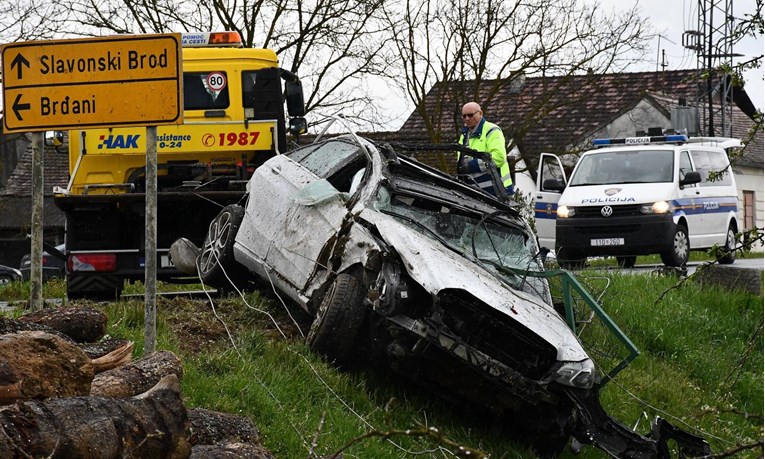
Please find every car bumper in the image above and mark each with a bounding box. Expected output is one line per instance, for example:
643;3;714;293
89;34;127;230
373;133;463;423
556;213;674;256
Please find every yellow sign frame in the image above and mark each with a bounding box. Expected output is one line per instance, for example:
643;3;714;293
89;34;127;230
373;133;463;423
1;34;182;132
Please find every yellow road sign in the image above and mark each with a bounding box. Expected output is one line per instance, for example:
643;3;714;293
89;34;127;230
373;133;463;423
1;34;182;132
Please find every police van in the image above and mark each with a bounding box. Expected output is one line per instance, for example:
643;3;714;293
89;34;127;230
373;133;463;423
529;134;741;269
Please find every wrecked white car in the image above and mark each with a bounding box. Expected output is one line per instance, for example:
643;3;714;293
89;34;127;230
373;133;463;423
175;133;710;457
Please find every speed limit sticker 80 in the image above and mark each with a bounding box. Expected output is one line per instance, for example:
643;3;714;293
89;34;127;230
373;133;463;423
206;72;227;91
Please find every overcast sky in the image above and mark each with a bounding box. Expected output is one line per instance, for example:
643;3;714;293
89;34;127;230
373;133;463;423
633;0;763;110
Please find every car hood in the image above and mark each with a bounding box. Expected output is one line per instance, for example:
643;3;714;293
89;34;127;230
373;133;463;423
560;183;676;206
359;208;589;363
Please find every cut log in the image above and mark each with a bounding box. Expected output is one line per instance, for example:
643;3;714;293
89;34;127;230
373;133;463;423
190;442;275;459
0;331;93;404
79;337;132;359
90;350;184;398
0;374;191;459
18;306;107;343
0;316;74;343
189;408;262;445
90;340;134;373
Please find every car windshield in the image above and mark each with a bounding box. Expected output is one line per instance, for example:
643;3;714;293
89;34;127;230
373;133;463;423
374;187;549;300
569;149;674;186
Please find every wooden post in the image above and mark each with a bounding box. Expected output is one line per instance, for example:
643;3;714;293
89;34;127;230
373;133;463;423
144;126;157;354
30;132;44;311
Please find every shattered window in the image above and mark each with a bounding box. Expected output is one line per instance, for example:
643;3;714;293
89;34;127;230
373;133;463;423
374;188;549;300
287;140;362;179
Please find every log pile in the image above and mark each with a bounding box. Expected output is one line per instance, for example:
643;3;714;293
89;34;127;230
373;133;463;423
0;308;274;459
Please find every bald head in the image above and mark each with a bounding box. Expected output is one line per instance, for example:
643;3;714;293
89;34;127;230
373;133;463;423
461;102;483;129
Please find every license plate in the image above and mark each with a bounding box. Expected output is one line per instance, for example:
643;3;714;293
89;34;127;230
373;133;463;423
160;255;174;268
591;238;624;247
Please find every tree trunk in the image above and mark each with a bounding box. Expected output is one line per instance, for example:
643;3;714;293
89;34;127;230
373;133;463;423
0;316;74;343
0;331;93;404
0;374;191;459
89;340;134;373
90;350;184;398
18;307;107;343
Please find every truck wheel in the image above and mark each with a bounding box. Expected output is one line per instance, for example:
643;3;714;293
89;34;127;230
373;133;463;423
198;204;249;290
660;223;689;267
616;256;636;268
557;247;586;270
716;224;736;265
307;273;367;368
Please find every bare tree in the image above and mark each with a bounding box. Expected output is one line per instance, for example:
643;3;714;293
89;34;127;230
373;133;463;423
54;0;391;125
0;1;71;42
382;0;652;147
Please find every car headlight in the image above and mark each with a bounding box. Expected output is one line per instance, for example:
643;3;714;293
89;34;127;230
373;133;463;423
557;205;575;218
640;201;672;214
553;359;595;388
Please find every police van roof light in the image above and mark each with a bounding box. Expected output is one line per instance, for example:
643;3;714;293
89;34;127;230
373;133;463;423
181;32;243;48
592;134;689;147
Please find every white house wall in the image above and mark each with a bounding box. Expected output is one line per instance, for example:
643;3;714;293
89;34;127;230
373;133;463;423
734;166;764;251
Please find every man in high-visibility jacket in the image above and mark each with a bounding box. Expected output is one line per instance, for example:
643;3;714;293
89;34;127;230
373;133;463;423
456;102;514;196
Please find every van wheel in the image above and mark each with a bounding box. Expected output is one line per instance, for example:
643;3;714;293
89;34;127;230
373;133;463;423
616;256;636;269
660;223;689;267
307;273;367;368
557;247;586;270
717;224;736;265
198;204;249;290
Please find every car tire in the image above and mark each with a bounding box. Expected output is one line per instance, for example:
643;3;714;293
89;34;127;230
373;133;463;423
716;224;736;265
198;204;249;290
660;223;689;267
307;273;367;367
557;247;586;270
0;275;13;285
616;256;636;269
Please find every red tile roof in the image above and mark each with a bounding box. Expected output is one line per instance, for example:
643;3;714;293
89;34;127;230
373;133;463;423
399;69;763;167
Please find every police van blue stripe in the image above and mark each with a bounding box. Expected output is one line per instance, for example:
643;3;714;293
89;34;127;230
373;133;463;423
534;201;559;220
672;196;738;216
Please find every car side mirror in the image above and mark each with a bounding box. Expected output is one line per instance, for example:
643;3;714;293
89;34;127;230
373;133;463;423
289;117;308;136
44;131;64;147
680;171;702;186
543;178;566;192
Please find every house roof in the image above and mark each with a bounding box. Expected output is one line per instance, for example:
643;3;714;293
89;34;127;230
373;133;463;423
399;69;763;167
3;133;70;196
0;195;66;229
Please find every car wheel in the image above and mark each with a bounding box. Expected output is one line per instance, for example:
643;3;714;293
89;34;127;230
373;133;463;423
660;223;689;267
716;224;736;265
0;275;13;285
307;273;367;367
198;204;249;290
616;256;636;269
556;247;586;270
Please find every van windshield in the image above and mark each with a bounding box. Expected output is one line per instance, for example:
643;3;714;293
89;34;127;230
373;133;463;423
569;149;674;186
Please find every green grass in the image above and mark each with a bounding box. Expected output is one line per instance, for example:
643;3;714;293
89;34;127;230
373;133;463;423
0;273;762;458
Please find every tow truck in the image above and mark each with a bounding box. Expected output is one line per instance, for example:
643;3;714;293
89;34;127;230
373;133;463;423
53;31;306;299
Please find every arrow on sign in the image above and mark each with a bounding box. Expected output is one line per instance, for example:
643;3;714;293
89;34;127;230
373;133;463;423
12;94;31;121
11;53;30;80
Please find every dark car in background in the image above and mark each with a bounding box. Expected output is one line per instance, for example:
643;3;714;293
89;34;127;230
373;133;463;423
20;243;66;281
0;265;23;285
